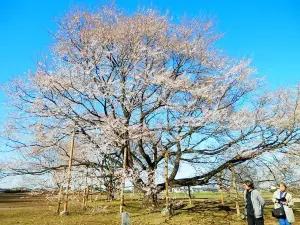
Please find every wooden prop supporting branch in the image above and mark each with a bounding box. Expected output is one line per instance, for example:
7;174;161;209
82;167;88;209
62;126;76;214
230;164;240;215
161;151;174;217
120;146;128;214
90;179;93;202
57;167;66;214
218;171;224;206
187;185;192;205
86;186;90;204
165;152;169;207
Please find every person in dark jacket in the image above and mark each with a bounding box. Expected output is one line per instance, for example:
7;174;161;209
243;180;266;225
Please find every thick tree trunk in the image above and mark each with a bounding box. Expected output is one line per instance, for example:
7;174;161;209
105;168;116;201
106;182;115;201
143;192;158;206
57;185;63;214
149;169;158;206
141;169;159;206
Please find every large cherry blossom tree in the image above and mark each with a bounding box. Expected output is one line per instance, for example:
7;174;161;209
2;6;300;202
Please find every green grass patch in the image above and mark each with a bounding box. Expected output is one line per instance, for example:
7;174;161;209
1;192;300;225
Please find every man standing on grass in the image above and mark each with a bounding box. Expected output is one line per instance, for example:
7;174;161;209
243;180;266;225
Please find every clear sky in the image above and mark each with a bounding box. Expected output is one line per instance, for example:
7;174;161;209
0;0;299;186
1;0;300;108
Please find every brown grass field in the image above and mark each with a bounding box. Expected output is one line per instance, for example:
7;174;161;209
1;192;300;225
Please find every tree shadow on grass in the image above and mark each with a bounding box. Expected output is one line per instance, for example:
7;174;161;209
173;200;235;223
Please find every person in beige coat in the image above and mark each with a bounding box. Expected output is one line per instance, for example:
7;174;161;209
272;183;295;225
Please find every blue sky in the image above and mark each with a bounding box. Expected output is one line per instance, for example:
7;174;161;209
1;0;299;87
0;0;299;186
0;0;299;106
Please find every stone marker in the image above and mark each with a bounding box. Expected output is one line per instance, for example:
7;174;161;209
161;207;174;217
121;212;130;225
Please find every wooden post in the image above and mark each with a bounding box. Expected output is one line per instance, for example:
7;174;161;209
218;171;224;206
187;185;192;205
82;188;86;208
63;125;76;213
86;186;90;203
120;146;128;214
90;178;93;202
57;167;66;214
165;152;169;207
230;164;240;215
83;168;88;209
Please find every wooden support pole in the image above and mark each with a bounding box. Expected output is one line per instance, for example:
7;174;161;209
85;169;89;207
230;164;240;215
82;188;87;209
120;146;128;214
63;126;76;213
165;152;169;207
87;186;90;203
57;167;66;214
188;185;192;205
218;171;224;206
90;179;93;202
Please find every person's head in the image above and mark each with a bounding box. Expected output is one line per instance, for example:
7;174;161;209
279;183;287;192
243;180;254;190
